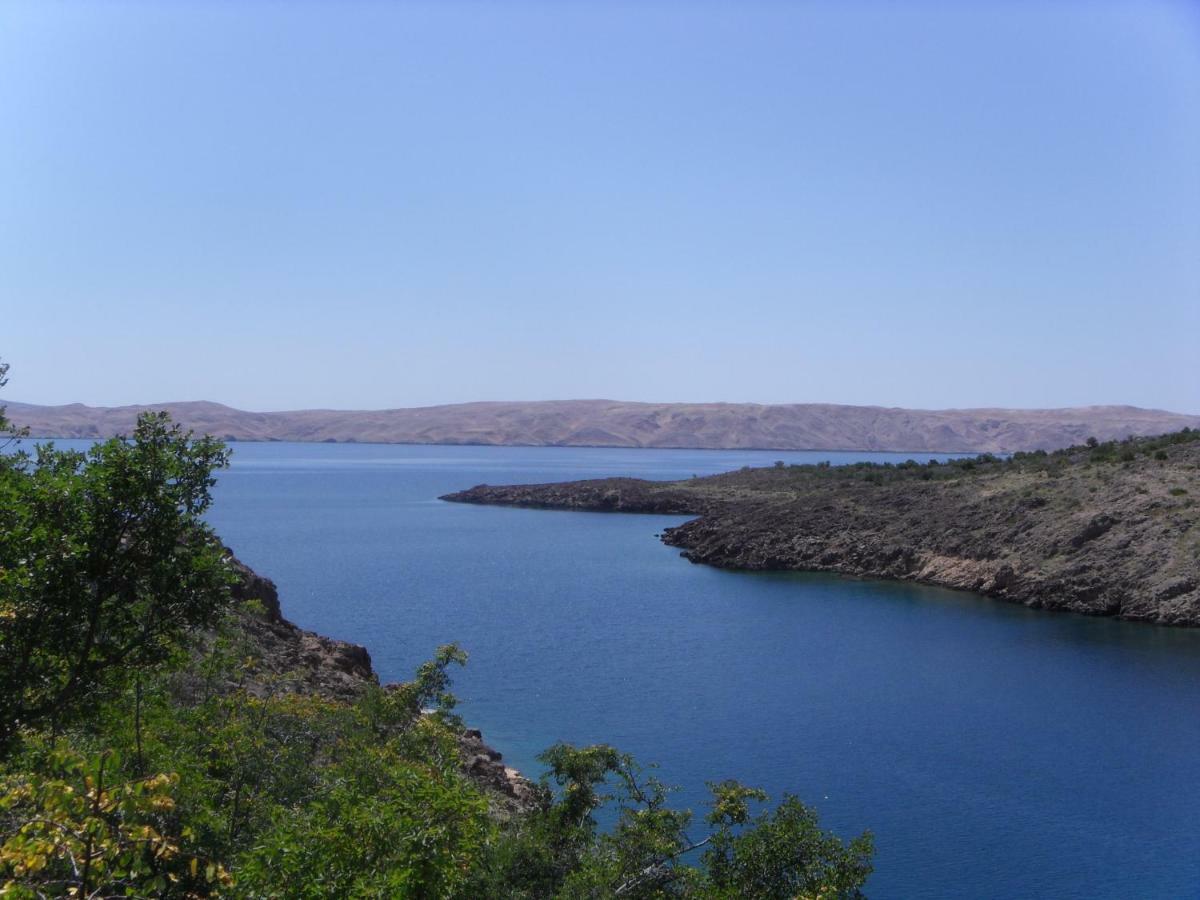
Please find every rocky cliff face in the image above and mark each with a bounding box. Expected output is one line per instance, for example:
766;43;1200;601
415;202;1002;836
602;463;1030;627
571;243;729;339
221;553;539;814
443;433;1200;627
224;552;376;702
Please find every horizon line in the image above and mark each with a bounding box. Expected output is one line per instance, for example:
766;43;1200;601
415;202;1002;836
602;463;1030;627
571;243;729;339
6;397;1199;417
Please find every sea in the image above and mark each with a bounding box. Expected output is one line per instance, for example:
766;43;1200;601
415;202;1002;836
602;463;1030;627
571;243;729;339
54;439;1200;897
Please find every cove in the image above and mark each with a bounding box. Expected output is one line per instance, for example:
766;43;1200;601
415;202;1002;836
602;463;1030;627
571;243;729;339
157;440;1200;897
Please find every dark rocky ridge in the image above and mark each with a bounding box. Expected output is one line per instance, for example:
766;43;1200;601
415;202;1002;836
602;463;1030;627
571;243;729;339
9;398;1200;453
219;553;376;703
443;433;1200;627
220;554;540;815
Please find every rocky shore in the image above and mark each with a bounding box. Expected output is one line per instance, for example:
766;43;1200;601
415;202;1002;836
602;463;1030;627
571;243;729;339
220;554;540;815
443;431;1200;627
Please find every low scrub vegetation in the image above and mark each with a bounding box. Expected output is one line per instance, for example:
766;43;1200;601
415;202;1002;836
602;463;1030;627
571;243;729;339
706;428;1199;491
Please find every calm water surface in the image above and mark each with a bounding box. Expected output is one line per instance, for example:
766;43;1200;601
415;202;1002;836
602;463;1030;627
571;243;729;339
77;440;1200;898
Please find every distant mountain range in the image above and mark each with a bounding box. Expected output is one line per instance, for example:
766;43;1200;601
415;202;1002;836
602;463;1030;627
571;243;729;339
7;399;1200;453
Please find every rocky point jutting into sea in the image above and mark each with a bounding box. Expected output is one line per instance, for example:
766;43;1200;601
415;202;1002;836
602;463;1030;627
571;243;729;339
442;431;1200;627
221;553;540;817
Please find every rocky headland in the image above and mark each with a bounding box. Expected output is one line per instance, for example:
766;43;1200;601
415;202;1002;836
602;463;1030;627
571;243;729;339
217;553;540;816
443;431;1200;627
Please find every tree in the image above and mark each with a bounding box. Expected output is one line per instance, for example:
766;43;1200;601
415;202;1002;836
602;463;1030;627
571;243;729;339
0;747;230;898
0;358;10;434
0;359;29;455
703;782;874;898
0;411;234;749
466;742;872;898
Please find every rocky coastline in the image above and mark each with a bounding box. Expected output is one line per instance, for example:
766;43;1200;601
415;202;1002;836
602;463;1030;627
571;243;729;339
442;432;1200;627
222;553;540;815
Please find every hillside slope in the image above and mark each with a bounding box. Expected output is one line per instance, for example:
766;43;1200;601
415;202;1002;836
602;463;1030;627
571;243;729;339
443;431;1200;626
9;398;1200;453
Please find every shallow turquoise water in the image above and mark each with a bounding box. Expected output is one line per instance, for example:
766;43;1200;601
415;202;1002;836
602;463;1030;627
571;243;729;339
62;440;1200;897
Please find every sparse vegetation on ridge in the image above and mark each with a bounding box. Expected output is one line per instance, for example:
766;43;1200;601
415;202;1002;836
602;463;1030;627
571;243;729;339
445;430;1200;626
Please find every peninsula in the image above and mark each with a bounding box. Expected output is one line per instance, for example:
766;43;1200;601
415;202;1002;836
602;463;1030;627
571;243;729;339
9;398;1200;453
443;430;1200;627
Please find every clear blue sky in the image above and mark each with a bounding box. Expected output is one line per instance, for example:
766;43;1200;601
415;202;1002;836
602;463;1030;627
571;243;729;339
2;0;1197;412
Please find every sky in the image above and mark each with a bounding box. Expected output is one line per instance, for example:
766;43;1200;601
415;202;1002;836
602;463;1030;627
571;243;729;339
1;0;1197;413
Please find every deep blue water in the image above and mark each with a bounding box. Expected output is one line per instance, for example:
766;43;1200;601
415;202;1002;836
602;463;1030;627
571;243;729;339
57;440;1200;897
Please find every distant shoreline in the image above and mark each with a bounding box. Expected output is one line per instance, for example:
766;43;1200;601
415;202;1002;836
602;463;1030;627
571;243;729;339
18;433;987;457
9;397;1199;455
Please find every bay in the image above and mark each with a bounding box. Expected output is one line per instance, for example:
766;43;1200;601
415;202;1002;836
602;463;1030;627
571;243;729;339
53;439;1200;897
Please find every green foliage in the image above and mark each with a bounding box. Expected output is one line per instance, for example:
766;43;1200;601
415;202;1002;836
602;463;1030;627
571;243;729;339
465;744;871;898
234;746;490;898
0;411;233;746
0;360;28;465
386;642;470;729
0;746;229;898
0;645;493;898
703;790;873;898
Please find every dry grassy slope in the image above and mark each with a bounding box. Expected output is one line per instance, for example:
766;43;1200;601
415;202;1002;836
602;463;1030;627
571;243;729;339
9;398;1200;453
442;434;1200;626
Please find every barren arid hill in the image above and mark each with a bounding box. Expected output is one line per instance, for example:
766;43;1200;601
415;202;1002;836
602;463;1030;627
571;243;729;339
8;399;1199;453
